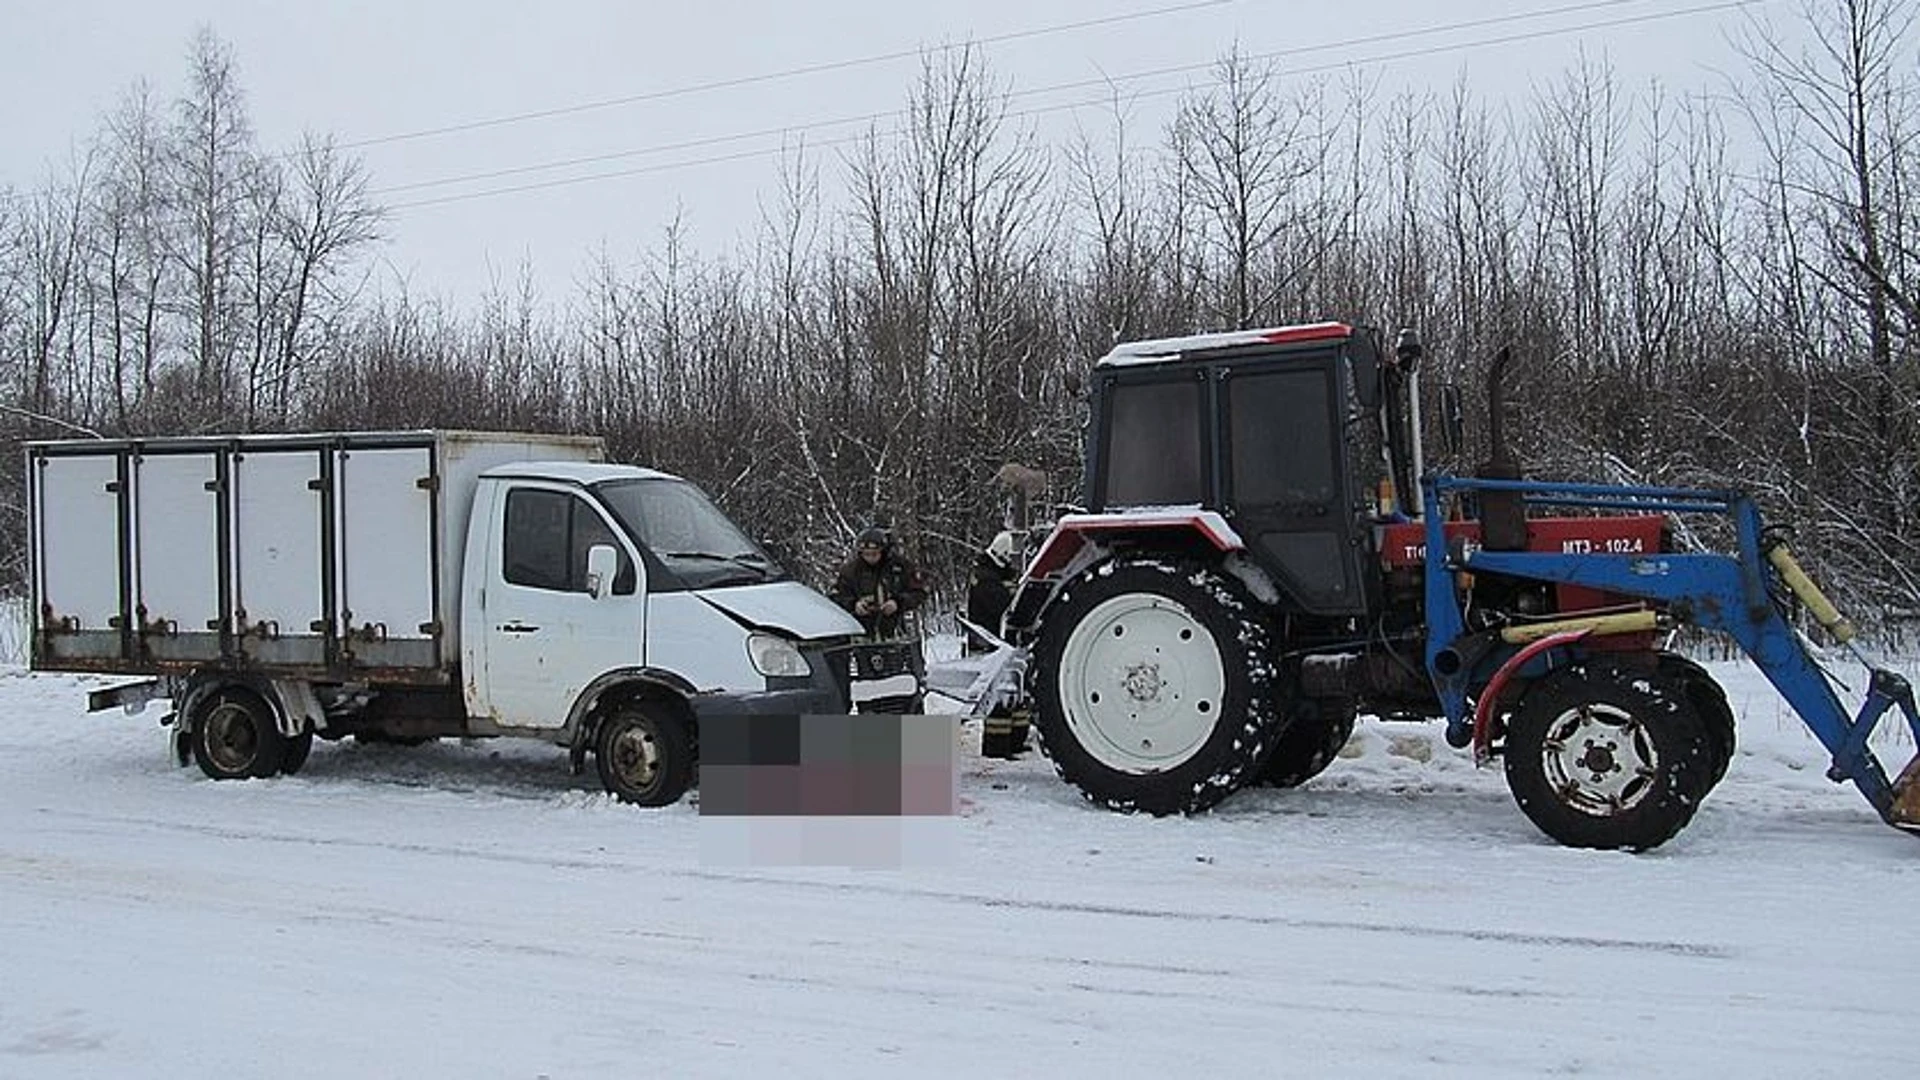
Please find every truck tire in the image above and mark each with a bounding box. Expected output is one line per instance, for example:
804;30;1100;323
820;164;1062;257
189;687;287;781
1655;653;1736;789
1032;558;1280;815
595;704;694;807
1503;664;1714;851
1258;696;1356;788
279;728;315;776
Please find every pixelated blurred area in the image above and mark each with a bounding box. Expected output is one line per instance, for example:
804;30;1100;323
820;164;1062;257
697;713;959;868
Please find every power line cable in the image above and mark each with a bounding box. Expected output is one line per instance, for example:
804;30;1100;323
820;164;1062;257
0;0;1226;206
375;0;1676;197
370;0;1694;191
384;0;1765;210
340;0;1236;151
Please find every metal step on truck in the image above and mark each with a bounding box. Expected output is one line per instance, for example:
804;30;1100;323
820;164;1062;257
28;430;917;805
979;322;1920;851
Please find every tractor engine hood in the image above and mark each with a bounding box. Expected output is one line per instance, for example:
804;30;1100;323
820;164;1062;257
694;581;864;641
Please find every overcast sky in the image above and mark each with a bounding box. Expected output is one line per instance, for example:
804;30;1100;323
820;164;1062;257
3;0;1794;308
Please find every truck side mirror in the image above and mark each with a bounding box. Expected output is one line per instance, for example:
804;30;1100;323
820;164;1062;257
584;544;618;600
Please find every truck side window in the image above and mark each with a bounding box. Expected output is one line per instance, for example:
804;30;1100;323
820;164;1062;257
504;489;569;590
503;489;635;595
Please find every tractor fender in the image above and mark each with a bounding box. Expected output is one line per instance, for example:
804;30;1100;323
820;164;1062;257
1006;510;1246;635
1471;628;1592;764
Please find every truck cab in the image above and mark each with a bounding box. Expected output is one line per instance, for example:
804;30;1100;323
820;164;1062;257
463;461;872;735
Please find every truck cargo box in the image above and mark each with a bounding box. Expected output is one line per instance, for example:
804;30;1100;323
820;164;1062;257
28;430;603;682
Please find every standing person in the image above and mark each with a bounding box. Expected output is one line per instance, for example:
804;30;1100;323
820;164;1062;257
964;531;1019;652
966;529;1031;759
830;525;927;639
830;524;929;714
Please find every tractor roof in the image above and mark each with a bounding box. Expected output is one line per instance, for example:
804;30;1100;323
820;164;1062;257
1094;321;1353;368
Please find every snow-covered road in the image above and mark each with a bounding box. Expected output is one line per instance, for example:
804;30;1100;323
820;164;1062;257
2;661;1915;1078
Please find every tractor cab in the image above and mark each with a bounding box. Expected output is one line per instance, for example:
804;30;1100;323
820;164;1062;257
1064;322;1412;621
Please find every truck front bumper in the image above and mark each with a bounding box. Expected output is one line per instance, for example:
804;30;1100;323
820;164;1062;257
686;685;845;721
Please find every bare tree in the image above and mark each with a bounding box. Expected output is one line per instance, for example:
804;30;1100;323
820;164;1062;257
1736;0;1920;607
91;83;173;427
1169;48;1317;329
167;27;257;416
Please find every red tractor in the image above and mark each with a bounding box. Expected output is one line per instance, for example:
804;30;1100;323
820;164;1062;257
999;321;1920;850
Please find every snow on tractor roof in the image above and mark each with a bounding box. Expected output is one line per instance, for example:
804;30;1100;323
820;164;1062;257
1094;321;1352;367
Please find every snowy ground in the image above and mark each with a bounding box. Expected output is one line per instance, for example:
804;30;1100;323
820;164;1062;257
2;652;1917;1078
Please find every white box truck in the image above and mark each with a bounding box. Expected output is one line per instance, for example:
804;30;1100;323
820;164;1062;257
27;430;915;805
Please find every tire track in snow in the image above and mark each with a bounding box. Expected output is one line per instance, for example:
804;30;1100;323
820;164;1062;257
25;804;1735;959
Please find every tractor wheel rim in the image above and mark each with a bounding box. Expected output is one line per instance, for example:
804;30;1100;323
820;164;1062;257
611;724;661;792
1057;592;1226;774
204;702;258;773
1540;701;1659;816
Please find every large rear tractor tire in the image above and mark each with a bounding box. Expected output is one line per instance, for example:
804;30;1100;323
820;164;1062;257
1655;653;1736;789
595;704;694;807
1031;558;1281;815
1258;696;1357;788
189;687;287;781
1503;664;1715;851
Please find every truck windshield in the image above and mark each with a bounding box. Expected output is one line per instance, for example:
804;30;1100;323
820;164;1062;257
593;478;784;588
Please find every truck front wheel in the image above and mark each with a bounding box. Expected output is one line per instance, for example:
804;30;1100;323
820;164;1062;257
1032;558;1280;815
189;687;286;780
595;705;694;807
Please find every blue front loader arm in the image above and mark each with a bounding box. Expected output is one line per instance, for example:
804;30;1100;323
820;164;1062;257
1421;476;1920;827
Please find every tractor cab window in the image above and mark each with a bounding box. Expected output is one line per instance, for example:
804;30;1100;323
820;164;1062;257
1099;378;1205;508
1228;368;1335;509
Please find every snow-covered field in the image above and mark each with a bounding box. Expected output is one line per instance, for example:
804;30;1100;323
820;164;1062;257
2;654;1916;1078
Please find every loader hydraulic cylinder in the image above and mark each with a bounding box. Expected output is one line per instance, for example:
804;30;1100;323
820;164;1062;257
1763;541;1856;645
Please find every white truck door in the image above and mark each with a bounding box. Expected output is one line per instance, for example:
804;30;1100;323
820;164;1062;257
34;453;124;663
479;484;645;728
336;445;438;669
131;450;221;662
231;449;326;667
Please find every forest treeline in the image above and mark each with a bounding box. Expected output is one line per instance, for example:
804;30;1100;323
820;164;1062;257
1;4;1916;629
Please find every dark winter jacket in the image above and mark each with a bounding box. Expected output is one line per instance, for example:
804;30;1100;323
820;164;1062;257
965;552;1014;641
830;548;928;639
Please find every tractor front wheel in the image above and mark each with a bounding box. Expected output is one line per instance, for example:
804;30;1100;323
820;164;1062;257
1504;664;1714;851
1655;653;1736;789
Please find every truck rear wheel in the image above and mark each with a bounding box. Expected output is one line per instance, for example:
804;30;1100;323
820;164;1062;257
595;704;693;807
1032;558;1280;815
189;687;286;780
279;728;315;776
1504;664;1714;851
1258;696;1356;788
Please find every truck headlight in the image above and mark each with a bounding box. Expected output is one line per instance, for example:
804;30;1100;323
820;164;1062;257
746;633;811;678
